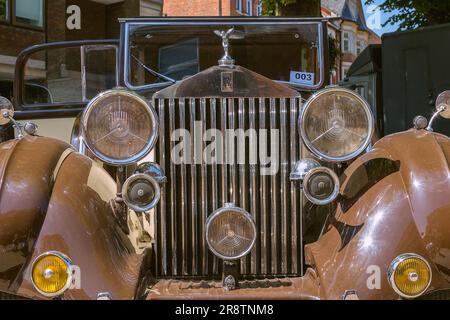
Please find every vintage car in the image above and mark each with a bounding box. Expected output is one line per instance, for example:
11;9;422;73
0;17;449;300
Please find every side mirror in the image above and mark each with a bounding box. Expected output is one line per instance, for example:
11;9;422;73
425;91;450;131
436;90;450;119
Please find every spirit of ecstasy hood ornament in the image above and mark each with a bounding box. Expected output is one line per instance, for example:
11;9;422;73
214;27;245;68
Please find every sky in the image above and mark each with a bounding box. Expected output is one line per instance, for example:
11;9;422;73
361;0;401;36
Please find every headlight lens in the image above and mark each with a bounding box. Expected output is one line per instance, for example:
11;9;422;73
122;173;161;212
31;252;73;297
300;88;374;162
206;205;256;260
388;253;432;299
81;89;158;165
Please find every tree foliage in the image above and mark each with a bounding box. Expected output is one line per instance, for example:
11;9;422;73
365;0;450;30
261;0;320;17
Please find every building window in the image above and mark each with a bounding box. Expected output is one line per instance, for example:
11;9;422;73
236;0;242;12
247;0;252;15
257;1;262;16
14;0;44;28
342;31;354;53
343;67;349;78
0;0;9;21
356;40;366;55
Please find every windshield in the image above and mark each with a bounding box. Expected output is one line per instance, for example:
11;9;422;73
124;20;325;91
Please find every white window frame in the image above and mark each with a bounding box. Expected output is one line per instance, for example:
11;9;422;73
236;0;242;13
342;30;355;54
256;1;262;16
247;0;252;15
343;31;350;53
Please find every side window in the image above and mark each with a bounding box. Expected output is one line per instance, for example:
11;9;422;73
247;0;252;15
21;44;118;106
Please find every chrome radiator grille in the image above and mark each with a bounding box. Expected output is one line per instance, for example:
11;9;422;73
154;97;304;278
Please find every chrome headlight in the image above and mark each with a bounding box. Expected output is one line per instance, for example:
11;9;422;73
81;89;158;165
388;253;432;299
300;87;374;162
206;204;256;260
122;173;161;212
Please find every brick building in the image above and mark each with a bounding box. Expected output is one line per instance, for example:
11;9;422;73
322;0;381;83
0;0;162;85
164;0;263;16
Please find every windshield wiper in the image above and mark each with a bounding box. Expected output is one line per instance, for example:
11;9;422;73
131;54;176;84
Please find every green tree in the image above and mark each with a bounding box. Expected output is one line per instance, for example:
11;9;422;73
0;0;6;19
261;0;321;17
365;0;450;30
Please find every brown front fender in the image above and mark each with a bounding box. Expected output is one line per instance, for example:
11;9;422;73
305;130;450;299
16;151;146;300
0;136;71;293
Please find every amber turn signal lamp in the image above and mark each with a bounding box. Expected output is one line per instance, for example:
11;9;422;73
31;252;73;297
388;253;432;299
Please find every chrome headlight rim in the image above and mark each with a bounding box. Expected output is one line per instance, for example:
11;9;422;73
31;251;74;298
300;87;374;163
303;167;340;205
122;173;161;213
387;253;432;299
205;205;257;261
81;88;159;166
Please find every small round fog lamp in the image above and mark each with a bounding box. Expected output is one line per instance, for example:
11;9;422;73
122;173;161;212
388;253;432;299
31;252;73;297
303;167;340;205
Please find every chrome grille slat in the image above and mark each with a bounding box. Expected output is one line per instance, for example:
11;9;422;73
248;98;258;275
169;98;177;275
290;98;299;274
189;98;199;275
259;98;269;275
280;98;289;274
237;98;248;274
269;98;279;274
178;99;188;275
200;98;209;274
154;96;303;278
210;98;220;274
157;98;167;276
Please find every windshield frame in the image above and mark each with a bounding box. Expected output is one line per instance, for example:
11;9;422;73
121;17;327;93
